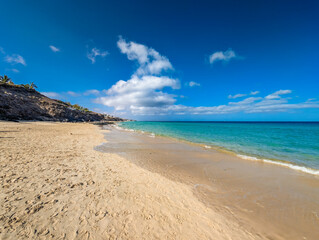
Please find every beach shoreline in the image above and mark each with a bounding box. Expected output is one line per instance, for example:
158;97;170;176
0;121;258;239
117;122;319;177
99;124;319;239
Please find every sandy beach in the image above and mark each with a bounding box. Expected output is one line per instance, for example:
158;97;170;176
0;121;258;239
2;1;318;239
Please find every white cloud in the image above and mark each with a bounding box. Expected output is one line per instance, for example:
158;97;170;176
250;91;260;95
0;47;5;54
209;49;237;64
102;88;318;116
228;91;260;99
117;37;173;76
49;45;60;52
97;75;179;111
95;37;179;112
96;90;177;111
87;47;109;64
128;94;319;116
5;68;19;73
265;90;292;99
228;93;247;99
41;92;61;98
229;97;263;105
106;75;179;95
117;37;149;64
188;81;200;87
4;54;26;66
93;39;319;116
84;89;101;96
67;91;80;97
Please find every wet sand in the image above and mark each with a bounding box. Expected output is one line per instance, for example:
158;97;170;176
98;125;319;240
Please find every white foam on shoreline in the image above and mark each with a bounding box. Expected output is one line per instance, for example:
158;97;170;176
149;133;155;138
113;125;123;130
237;154;319;176
115;124;319;177
115;124;135;132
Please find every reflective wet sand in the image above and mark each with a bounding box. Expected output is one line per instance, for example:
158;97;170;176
97;125;319;240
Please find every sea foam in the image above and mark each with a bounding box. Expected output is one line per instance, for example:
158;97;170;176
237;154;319;176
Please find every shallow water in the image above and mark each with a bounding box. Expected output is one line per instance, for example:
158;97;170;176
120;121;319;174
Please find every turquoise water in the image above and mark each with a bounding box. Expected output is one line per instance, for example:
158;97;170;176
119;121;319;174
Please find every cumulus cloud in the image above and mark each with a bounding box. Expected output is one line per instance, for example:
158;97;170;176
96;75;179;110
188;81;200;87
209;49;237;64
95;37;179;111
117;37;173;76
96;90;177;111
4;54;26;66
265;90;292;99
87;47;109;64
106;75;179;95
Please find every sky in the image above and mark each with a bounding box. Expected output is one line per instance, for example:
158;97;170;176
0;0;319;121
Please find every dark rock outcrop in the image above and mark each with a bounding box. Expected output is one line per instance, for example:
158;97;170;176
0;84;123;122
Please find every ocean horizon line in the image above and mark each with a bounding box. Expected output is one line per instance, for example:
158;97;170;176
135;120;319;123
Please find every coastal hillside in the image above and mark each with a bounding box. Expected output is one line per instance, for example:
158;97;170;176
0;78;123;122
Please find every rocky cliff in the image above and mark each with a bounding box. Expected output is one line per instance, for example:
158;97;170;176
0;84;123;122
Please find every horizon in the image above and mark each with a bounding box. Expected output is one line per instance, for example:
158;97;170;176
1;0;319;121
129;120;319;123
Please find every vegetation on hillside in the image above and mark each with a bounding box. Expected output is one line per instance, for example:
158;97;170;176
0;75;37;90
55;100;91;113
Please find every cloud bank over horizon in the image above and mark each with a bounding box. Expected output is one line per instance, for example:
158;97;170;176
5;38;317;118
91;38;319;116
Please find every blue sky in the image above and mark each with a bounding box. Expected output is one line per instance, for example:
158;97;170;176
1;0;319;120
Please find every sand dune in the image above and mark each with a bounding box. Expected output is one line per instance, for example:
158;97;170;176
0;121;257;239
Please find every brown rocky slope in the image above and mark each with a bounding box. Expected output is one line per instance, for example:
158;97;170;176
0;83;123;122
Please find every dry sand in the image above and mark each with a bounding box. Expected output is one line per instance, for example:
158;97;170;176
0;121;257;240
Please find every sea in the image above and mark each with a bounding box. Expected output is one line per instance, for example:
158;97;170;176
119;121;319;175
